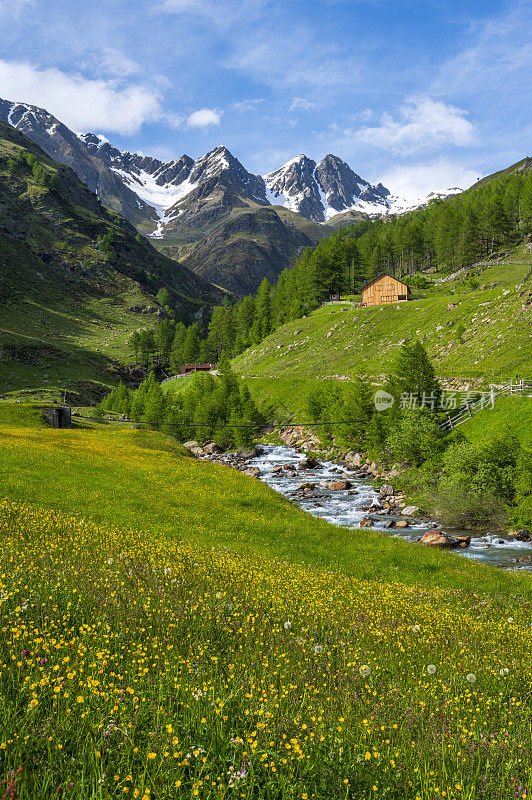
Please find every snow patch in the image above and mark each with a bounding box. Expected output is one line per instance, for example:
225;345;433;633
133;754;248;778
110;166;198;222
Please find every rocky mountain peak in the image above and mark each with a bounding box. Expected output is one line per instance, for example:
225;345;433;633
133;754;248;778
264;152;391;222
264;154;325;221
1;95;396;229
0;99;158;227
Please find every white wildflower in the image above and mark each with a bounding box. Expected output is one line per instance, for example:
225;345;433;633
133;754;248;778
412;625;421;633
427;664;437;675
359;664;371;677
215;592;222;600
499;667;509;676
466;673;476;683
314;645;323;655
284;621;292;630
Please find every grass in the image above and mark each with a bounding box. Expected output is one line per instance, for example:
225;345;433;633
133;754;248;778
0;266;157;402
0;419;530;595
0;123;221;403
0;402;47;428
460;395;532;447
1;418;532;798
232;254;532;389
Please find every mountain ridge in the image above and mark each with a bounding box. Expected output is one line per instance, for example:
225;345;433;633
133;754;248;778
0;121;224;399
0;96;476;295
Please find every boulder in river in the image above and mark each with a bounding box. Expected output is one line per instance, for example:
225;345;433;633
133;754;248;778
345;451;363;467
394;520;409;528
420;530;459;548
508;528;532;542
455;535;472;548
327;480;352;491
300;457;320;470
238;446;260;459
379;484;394;499
359;519;373;528
243;467;261;478
183;440;205;457
203;441;221;455
401;505;419;516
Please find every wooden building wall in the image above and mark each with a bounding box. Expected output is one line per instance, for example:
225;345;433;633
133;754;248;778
362;275;410;306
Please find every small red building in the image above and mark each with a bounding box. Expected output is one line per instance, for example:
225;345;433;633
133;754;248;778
180;363;217;376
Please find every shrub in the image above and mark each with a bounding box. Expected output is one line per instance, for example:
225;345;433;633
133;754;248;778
385;409;443;467
442;435;518;504
434;485;508;530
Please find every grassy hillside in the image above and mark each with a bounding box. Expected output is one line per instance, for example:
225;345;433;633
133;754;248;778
0;419;518;589
2;417;532;798
0;122;223;402
459;395;532;447
233;252;531;416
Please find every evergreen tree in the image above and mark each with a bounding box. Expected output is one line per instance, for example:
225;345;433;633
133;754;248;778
169;323;187;372
156;287;172;310
138;330;156;366
388;340;441;413
130;331;140;363
142;383;167;429
457;209;481;266
181;322;202;364
154;318;176;365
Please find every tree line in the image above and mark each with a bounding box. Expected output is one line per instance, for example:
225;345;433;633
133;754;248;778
130;163;532;370
99;354;265;450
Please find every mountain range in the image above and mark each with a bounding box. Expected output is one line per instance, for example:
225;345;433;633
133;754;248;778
0;98;463;295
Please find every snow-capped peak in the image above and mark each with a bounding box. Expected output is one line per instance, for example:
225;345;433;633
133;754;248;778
263;152;391;222
386;186;463;215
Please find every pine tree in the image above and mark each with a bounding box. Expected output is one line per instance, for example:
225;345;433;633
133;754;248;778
457;210;481;266
142;384;167;429
130;331;140;363
155;318;176;365
169;323;187;372
181;323;202;364
388;340;441;413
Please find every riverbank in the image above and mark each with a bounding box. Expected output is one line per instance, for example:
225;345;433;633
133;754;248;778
183;438;532;570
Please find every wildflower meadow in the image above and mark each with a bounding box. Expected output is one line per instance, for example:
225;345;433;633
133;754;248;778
1;497;532;799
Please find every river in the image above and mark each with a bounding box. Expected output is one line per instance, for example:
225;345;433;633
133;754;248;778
248;445;532;570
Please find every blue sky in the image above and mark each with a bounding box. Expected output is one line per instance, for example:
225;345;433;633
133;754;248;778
0;0;530;200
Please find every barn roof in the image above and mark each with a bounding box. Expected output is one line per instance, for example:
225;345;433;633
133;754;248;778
361;273;410;292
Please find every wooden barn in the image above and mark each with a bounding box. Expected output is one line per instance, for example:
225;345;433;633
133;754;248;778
361;274;411;307
180;363;217;376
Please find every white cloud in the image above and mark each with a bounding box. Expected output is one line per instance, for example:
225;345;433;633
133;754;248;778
355;97;475;155
0;60;162;134
98;48;143;79
160;0;269;29
289;97;317;111
229;33;364;95
186;108;221;128
232;98;265;112
433;2;532;101
379;160;481;206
